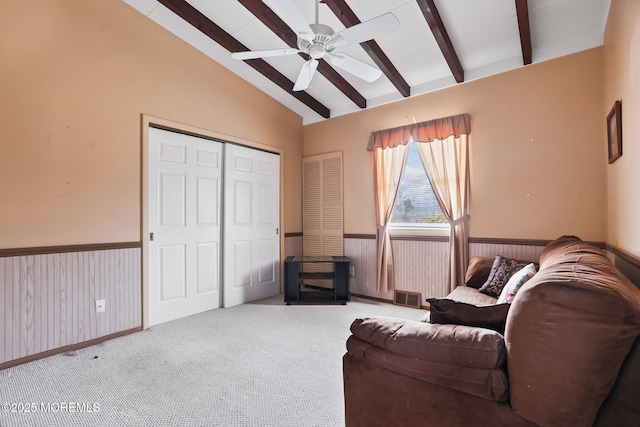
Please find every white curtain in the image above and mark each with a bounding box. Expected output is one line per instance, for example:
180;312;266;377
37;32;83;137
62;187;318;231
413;116;470;292
369;114;471;293
370;128;411;292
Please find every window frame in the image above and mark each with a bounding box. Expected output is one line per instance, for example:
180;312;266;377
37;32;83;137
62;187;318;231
388;139;450;236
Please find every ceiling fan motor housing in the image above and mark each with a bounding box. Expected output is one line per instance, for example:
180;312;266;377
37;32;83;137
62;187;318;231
298;23;335;58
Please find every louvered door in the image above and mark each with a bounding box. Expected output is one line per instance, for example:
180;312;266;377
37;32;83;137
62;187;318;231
321;155;344;254
302;152;344;286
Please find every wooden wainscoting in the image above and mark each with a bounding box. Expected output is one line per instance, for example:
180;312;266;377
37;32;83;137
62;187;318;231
345;236;376;298
345;236;564;304
606;244;640;288
345;236;450;302
0;243;142;367
304;235;640;307
469;238;547;263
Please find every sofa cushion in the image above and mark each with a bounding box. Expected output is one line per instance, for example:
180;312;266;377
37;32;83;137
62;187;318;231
348;318;508;401
497;263;537;304
350;317;507;370
426;298;511;334
447;285;498;306
421;285;497;323
464;256;496;289
479;256;531;297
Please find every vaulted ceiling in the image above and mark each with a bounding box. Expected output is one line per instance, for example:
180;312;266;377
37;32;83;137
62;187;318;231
123;0;611;124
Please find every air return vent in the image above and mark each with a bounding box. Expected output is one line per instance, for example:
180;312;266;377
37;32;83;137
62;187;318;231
394;290;422;309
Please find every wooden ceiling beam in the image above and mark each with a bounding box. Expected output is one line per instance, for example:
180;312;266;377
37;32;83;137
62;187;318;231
322;0;411;98
416;0;464;83
515;0;533;65
238;0;366;109
157;0;330;118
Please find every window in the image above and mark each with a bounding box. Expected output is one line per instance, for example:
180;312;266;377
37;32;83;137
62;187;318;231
389;140;448;229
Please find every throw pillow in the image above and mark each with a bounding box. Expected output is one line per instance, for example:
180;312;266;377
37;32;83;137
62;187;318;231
426;298;511;334
464;256;496;289
496;263;537;304
478;256;531;297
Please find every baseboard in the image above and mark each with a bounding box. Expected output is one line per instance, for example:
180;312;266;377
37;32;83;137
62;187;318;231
351;293;428;310
0;327;143;371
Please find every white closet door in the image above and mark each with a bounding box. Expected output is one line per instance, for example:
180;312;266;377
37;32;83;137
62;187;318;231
148;127;222;326
223;144;281;307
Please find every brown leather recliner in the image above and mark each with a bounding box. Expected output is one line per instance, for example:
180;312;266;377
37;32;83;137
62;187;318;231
343;236;640;427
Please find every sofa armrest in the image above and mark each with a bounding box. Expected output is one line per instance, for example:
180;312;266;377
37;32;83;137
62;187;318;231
347;317;509;402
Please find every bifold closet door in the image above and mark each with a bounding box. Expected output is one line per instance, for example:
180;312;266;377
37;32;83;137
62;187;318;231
148;127;222;326
223;144;281;308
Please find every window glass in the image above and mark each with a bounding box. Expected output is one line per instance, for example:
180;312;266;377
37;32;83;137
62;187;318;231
390;140;448;226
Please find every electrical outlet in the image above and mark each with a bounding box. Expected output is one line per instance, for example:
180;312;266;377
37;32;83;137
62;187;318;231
96;299;105;313
349;265;355;277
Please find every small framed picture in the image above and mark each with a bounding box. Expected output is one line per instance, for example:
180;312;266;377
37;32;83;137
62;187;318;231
607;100;622;164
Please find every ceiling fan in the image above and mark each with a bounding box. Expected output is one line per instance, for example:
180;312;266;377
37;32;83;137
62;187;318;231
232;0;400;91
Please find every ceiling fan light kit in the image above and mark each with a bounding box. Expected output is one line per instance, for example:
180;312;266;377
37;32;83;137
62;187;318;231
233;0;399;91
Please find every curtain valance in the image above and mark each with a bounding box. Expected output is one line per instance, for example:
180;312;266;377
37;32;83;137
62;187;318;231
367;113;471;151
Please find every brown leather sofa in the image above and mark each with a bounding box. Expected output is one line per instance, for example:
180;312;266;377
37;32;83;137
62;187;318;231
343;236;640;427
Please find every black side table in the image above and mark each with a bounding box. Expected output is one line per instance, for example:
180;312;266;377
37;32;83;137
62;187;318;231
284;256;350;304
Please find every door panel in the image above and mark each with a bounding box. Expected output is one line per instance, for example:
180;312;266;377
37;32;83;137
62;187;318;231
234;180;252;224
160;173;186;226
257;239;276;284
159;142;186;163
196;177;219;225
233;241;252;288
159;245;186;301
149;127;222;326
196;242;218;294
258;183;274;224
224;144;280;307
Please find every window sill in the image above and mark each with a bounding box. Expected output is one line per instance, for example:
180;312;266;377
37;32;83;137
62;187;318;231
388;224;450;238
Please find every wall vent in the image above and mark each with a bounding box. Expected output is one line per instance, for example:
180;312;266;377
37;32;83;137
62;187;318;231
394;290;422;309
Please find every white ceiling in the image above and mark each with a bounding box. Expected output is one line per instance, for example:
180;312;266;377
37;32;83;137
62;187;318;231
122;0;611;125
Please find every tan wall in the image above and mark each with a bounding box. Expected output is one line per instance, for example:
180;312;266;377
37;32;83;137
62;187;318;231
604;0;640;257
304;48;606;241
0;0;303;249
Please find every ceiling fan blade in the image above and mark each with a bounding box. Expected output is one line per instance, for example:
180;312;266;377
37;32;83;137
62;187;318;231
263;0;314;41
330;12;400;47
232;48;301;60
329;53;382;82
293;59;319;91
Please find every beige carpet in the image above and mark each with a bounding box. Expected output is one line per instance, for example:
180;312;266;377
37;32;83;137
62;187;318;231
0;295;425;427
